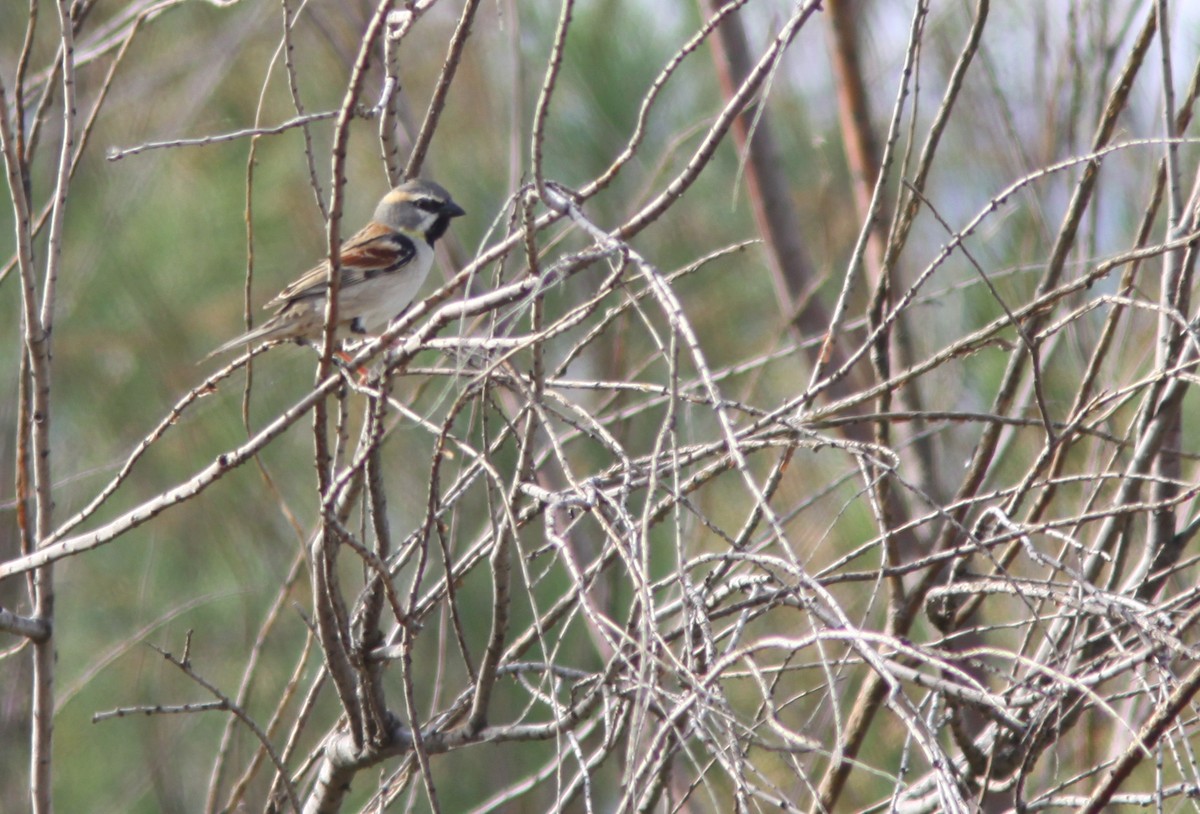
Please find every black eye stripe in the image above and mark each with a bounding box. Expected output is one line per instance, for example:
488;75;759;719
415;198;443;211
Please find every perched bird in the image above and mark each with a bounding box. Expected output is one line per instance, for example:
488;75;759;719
207;179;465;357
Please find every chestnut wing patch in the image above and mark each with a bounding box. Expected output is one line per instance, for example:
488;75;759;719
270;232;417;307
347;233;417;282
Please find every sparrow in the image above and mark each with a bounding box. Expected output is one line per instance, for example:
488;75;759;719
207;178;465;357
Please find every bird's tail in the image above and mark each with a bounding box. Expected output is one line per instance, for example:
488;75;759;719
203;321;286;360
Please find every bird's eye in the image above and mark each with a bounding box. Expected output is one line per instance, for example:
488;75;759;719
415;198;443;212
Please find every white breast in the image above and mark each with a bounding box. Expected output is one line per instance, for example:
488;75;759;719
348;240;434;331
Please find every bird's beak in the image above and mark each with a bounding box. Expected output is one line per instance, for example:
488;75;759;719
444;200;466;218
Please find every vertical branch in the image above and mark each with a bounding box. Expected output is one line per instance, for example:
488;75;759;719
615;2;824;239
1156;0;1183;228
823;0;925;610
281;0;329;218
529;0;574;197
316;0;395;443
1146;0;1187;565
803;11;935;808
378;9;408;185
2;61;37;572
403;0;482;180
357;392;392;747
311;522;366;747
465;448;523;736
42;3;76;337
881;0;989;274
359;403;391;660
700;0;821;331
24;0;78;809
465;198;546;737
804;0;927;400
308;0;395;751
826;0;887;280
12;0;38;168
1;64;44;808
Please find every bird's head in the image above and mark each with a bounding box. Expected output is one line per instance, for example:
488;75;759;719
375;179;465;244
